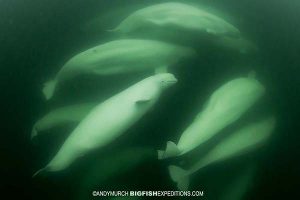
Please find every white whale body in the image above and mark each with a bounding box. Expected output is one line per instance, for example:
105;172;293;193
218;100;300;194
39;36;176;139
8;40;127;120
113;2;240;39
43;39;195;100
34;73;177;176
169;116;276;190
158;77;265;159
31;103;96;140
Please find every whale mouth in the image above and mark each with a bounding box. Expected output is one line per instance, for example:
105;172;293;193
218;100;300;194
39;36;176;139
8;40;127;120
166;79;178;84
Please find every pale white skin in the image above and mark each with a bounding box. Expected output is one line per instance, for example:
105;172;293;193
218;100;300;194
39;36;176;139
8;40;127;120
114;2;240;37
169;117;276;190
43;39;194;99
177;77;265;155
31;103;96;139
56;40;193;79
187;117;275;175
35;73;177;175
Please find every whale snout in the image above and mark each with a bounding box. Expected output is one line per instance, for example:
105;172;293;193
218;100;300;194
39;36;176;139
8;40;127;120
166;76;178;84
157;73;178;89
162;73;177;83
153;73;178;87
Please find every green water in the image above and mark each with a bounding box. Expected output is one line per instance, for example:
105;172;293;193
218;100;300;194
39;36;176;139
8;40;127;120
0;0;299;200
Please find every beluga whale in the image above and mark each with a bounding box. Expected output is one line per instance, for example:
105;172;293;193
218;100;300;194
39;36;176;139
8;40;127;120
168;116;276;190
158;76;265;159
111;2;240;45
31;103;96;140
34;73;177;176
43;39;195;100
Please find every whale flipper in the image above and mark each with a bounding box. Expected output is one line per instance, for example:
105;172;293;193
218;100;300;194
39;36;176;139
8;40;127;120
158;141;180;159
43;80;57;100
169;165;189;190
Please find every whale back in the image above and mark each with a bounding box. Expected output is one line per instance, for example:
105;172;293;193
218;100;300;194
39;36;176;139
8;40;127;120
115;3;240;38
208;78;264;116
195;117;276;170
41;74;176;173
58;39;195;77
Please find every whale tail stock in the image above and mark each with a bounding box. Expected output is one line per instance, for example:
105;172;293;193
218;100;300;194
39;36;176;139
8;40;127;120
168;165;190;191
157;141;180;160
42;79;58;100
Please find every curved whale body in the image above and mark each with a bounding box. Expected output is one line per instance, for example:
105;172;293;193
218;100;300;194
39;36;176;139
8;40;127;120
43;39;195;100
168;116;276;190
158;76;265;159
113;2;240;44
34;73;177;176
31;103;96;140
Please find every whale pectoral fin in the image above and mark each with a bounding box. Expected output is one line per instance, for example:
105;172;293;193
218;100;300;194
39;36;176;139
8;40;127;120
155;66;168;74
135;89;155;105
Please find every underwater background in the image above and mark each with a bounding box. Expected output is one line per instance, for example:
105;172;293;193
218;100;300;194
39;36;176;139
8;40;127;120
0;0;299;199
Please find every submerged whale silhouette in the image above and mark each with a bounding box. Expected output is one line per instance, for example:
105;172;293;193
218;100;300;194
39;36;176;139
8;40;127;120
42;39;195;100
34;73;177;176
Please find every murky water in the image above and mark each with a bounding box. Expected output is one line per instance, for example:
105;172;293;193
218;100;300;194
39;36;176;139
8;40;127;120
1;0;299;200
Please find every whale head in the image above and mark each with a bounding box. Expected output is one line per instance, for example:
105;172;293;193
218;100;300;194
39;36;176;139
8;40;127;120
153;73;177;89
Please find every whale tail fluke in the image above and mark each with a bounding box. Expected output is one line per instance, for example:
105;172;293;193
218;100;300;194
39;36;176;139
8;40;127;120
157;141;180;160
32;166;48;178
169;165;190;191
42;80;57;100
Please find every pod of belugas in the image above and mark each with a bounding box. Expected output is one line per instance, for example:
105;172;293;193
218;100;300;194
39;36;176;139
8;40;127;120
77;147;155;200
31;103;96;139
33;73;177;176
112;2;240;40
168;116;276;190
158;77;265;159
43;39;195;100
